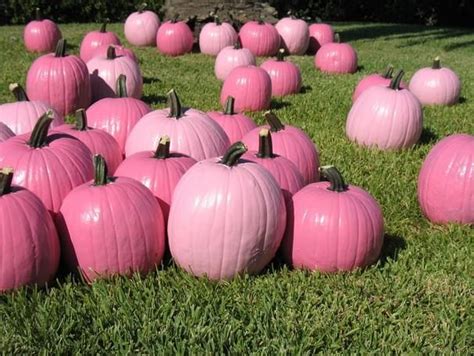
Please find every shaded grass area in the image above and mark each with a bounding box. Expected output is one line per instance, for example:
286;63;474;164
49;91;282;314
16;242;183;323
0;22;473;353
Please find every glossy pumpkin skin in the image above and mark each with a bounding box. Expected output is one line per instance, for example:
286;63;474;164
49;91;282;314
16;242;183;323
275;17;309;55
0;123;14;142
156;20;194;56
168;143;287;280
124;8;160;47
214;44;256;81
79;24;121;63
418;134;474;224
308;23;334;54
315;40;358;74
91;44;138;64
220;65;272;113
352;67;408;103
260;51;302;97
239;21;280;57
199;20;238;56
24;12;62;53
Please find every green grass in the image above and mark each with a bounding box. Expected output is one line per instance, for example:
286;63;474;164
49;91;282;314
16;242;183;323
0;22;473;354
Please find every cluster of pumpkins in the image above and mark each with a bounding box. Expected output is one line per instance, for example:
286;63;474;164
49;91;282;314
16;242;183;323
0;5;472;292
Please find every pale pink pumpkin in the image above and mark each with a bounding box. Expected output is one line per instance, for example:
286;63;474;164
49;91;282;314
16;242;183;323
409;57;461;106
156;18;194;56
275;16;309;55
282;166;384;272
124;4;161;47
91;44;138;64
352;65;407;102
0;123;14;142
260;49;302;97
26;39;91;116
23;8;62;53
0;168;60;292
418;134;474;224
220;65;272;113
168;142;286;280
86;75;151;154
207;96;257;144
214;41;256;81
57;155;165;282
308;22;334;54
315;34;358;74
242;112;320;184
0;83;64;134
125;90;229;160
199;17;238;56
238;20;280;57
346;70;423;150
79;23;121;63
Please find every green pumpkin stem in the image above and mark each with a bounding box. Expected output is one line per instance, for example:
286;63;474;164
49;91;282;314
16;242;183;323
264;111;285;132
220;142;247;167
35;7;42;21
0;168;14;196
75;109;88;131
382;65;394;79
315;17;322;23
116;75;128;97
214;15;221;25
258;15;265;25
389;70;405;90
154;136;171;159
9;83;29;102
432;56;441;69
171;14;179;23
28;111;54;148
234;40;242;49
137;3;147;13
168;89;183;119
224;96;236;115
93;154;109;186
276;48;285;61
107;46;117;60
257;129;274;158
334;33;340;43
100;23;108;33
55;39;67;57
320;165;348;192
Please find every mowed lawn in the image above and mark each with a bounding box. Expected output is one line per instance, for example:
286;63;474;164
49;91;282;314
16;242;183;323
0;22;473;353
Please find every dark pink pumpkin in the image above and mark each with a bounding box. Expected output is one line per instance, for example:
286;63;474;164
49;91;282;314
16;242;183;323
238;19;280;57
308;21;334;54
260;48;302;97
156;17;194;56
314;33;358;74
23;8;62;53
79;23;121;63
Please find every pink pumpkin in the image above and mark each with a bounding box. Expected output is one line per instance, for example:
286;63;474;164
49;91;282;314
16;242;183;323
0;111;93;215
418;134;474;224
214;41;256;81
23;8;62;53
199;16;238;56
260;48;302;97
86;75;151;154
282;165;384;272
168;142;286;280
91;44;138;64
57;155;165;282
308;22;334;54
79;23;121;63
0;83;64;134
26;39;91;116
115;136;196;221
346;70;423;150
220;65;272;113
125;89;229;160
0;123;14;142
238;20;280;57
156;18;194;56
124;4;161;46
53;109;122;173
0;168;60;292
315;33;358;74
242;112;320;184
207;96;257;143
275;16;309;55
409;57;461;106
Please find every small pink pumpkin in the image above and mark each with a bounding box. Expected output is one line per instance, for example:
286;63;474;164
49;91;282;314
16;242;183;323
260;48;302;97
91;44;138;64
199;16;238;56
0;123;14;142
23;8;62;53
315;33;358;74
168;142;286;280
346;70;423;150
282;166;384;272
214;41;256;81
308;21;334;54
409;57;461;106
79;23;121;63
275;15;309;55
220;65;272;113
124;4;161;47
156;17;194;56
238;19;280;57
0;168;60;292
418;134;473;224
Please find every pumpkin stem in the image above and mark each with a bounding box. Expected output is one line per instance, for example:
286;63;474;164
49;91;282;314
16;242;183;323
154;136;171;159
320;165;348;192
168;89;183;119
223;96;236;115
74;109;88;131
35;7;42;21
137;3;147;13
0;168;14;196
432;56;441;69
382;65;394;79
257;15;265;25
55;39;67;57
100;22;108;33
257;129;274;158
93;154;109;186
116;75;128;98
9;83;30;102
315;17;322;23
233;40;242;49
171;14;179;23
28;111;54;148
107;46;117;60
389;70;404;90
220;142;247;167
265;111;285;132
214;15;221;25
276;48;285;61
334;33;340;43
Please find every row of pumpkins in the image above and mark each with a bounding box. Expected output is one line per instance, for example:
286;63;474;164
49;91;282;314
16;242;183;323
0;6;472;292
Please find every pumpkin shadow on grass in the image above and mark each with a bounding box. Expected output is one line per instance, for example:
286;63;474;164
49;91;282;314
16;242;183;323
142;94;167;105
458;96;467;104
300;85;312;94
270;99;292;110
143;76;161;85
418;127;438;145
378;233;407;266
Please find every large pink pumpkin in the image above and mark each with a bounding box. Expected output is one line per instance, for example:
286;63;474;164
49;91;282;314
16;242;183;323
238;20;280;57
242;112;320;184
220;65;272;113
409;57;461;106
346;70;423;150
26;39;91;116
282;166;384;272
418;134;474;224
214;42;256;81
260;49;302;97
91;44;138;64
57;155;166;282
207;96;257;144
308;22;334;54
0;112;94;215
79;23;121;63
275;16;309;55
199;17;238;56
125;90;229;160
86;75;151;154
124;4;161;47
0;83;64;135
0;168;60;292
168;142;286;280
0;123;14;142
23;8;62;53
353;65;407;103
156;18;194;56
315;34;358;74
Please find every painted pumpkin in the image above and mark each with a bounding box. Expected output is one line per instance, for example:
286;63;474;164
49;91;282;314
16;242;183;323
168;142;286;280
275;15;309;55
124;4;161;47
260;48;302;97
199;16;238;56
353;65;407;102
308;21;334;54
156;17;194;56
238;20;280;57
214;41;256;81
418;134;473;224
282;165;384;272
91;44;138;64
79;23;121;63
0;123;14;143
315;34;358;74
23;7;62;53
